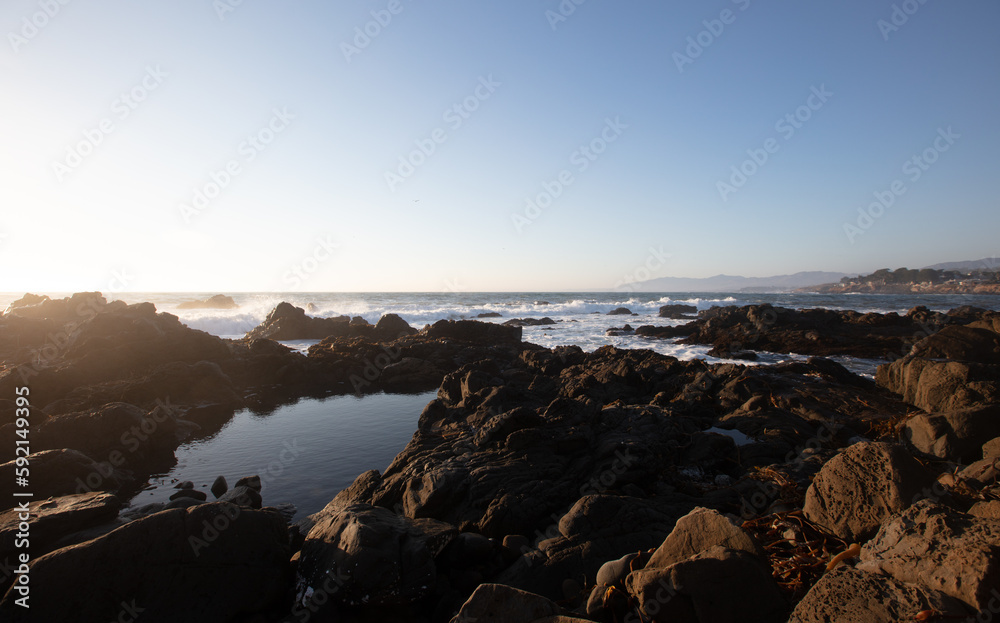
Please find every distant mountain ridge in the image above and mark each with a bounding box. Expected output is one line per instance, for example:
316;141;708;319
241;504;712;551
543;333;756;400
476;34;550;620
923;257;999;272
627;271;850;293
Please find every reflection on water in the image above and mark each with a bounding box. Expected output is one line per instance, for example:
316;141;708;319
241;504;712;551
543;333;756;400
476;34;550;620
129;390;437;519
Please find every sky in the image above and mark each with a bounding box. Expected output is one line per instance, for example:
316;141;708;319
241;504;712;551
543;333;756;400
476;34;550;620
1;0;998;293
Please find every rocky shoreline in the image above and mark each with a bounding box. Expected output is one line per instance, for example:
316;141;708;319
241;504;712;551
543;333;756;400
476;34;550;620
0;293;998;622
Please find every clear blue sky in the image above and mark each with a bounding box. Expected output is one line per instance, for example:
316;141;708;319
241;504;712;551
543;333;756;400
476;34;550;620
2;0;997;292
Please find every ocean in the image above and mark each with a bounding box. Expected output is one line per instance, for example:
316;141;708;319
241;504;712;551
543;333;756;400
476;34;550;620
8;290;1000;517
6;290;998;374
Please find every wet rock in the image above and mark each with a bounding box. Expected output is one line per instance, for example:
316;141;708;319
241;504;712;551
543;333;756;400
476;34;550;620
211;475;228;499
802;441;933;542
858;500;1000;612
503;317;557;327
218;485;262;509
788;565;972;623
170;489;207;502
236;474;262;492
607;308;633;316
649;304;951;359
477;312;503;318
658;304;698;319
176;295;238;310
0;503;290;623
425;319;522;344
902;405;1000;462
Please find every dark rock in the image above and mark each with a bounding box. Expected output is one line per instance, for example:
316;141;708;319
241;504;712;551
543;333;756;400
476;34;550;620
33;402;177;465
165;497;204;510
802;441;933;542
0;492;121;563
626;546;787;623
297;503;456;609
858;500;1000;612
425;319;522;344
0;449;126;509
607;308;633;316
218;485;262;509
658;304;698;319
170;489;208;502
902;405;1000;462
211;475;228;499
245;302;352;341
176;295;238;310
646;507;763;569
788;565;972;623
0;503;290;622
379;357;445;393
236;475;262;492
606;325;634;336
449;584;563;623
503;317;557;327
644;304;957;359
876;324;1000;412
374;313;417;340
477;312;502;318
175;480;194;489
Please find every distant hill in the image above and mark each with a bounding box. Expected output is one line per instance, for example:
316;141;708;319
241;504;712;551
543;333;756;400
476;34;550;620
923;257;1000;272
628;271;850;293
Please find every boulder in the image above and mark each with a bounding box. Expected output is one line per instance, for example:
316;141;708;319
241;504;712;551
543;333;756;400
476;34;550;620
607;308;633;316
858;500;1000;612
802;441;933;542
477;312;503;318
877;356;1000;412
876;325;1000;412
646;507;764;569
0;503;290;622
236;474;262;491
788;565;972;623
217;485;262;509
373;313;417;340
175;295;238;310
296;503;456;609
658;304;697;319
245;302;352;340
211;475;228;499
449;584;562;623
625;546;786;623
902;405;1000;462
906;324;1000;361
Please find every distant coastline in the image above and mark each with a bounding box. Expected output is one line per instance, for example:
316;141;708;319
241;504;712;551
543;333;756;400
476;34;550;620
801;282;1000;295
